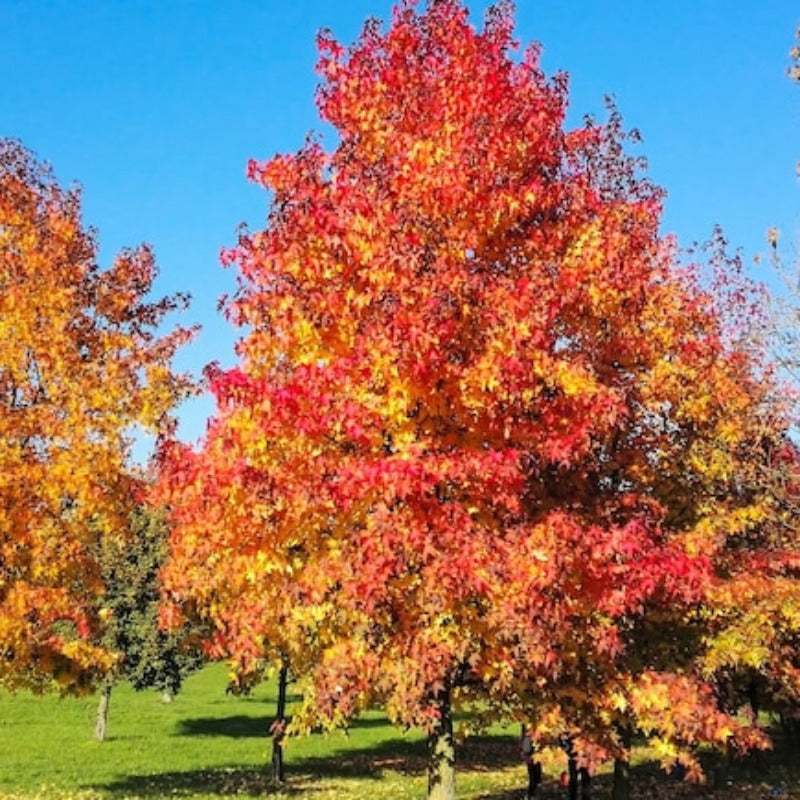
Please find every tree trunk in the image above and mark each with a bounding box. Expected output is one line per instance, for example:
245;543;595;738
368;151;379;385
579;767;592;800
427;687;456;800
270;662;289;784
567;751;578;800
94;681;112;742
612;726;632;800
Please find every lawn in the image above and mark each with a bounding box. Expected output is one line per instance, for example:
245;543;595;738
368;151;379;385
1;664;798;799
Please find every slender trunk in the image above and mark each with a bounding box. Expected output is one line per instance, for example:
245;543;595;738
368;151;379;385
612;726;632;800
567;752;578;800
276;662;288;718
94;681;112;742
579;766;592;800
270;662;289;784
427;687;456;800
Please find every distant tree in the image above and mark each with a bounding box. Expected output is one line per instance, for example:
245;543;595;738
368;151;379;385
789;26;800;84
93;507;205;741
0;139;193;695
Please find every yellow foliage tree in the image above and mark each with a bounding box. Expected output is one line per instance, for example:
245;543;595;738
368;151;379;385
0;140;193;693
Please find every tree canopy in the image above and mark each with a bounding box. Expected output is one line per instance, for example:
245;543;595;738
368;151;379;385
0;139;193;693
156;2;790;797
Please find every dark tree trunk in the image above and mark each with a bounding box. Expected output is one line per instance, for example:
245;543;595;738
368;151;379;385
612;726;632;800
270;662;289;784
560;734;590;800
427;687;456;800
567;750;578;800
94;681;112;742
579;766;592;799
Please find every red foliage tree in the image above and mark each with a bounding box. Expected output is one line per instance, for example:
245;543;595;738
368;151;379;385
157;3;781;796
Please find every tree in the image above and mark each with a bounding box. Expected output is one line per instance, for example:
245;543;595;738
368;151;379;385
156;426;302;781
702;31;800;753
93;507;205;741
158;3;780;797
0;140;193;694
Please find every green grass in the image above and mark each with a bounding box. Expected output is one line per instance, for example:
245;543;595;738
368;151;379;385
1;664;798;799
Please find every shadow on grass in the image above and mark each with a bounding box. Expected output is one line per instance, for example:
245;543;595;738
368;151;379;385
177;713;408;739
473;767;685;800
458;734;519;772
700;727;800;792
475;729;800;800
94;767;302;798
297;732;521;778
177;713;402;745
177;715;269;739
97;728;800;799
95;732;520;797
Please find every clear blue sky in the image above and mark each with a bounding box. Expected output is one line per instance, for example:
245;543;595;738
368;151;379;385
2;1;798;448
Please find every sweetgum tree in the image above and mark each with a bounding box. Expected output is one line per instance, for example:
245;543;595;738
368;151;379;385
158;3;780;796
702;32;800;753
0;140;193;694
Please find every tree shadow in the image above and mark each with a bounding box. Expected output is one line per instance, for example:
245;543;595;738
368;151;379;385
177;712;406;741
95;723;800;799
94;732;521;797
699;727;800;793
475;782;559;800
295;736;428;779
94;747;401;798
291;732;519;779
177;714;269;738
472;766;686;800
475;735;800;800
458;734;519;772
175;713;398;741
95;766;303;798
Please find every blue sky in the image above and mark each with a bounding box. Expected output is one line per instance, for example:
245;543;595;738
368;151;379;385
2;1;798;448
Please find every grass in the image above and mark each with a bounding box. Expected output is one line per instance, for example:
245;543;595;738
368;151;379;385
1;663;798;799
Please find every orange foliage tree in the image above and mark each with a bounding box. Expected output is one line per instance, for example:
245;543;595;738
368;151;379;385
0;140;193;694
157;3;782;796
699;33;800;753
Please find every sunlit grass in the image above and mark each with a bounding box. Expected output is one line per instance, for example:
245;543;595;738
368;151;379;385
1;663;798;799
